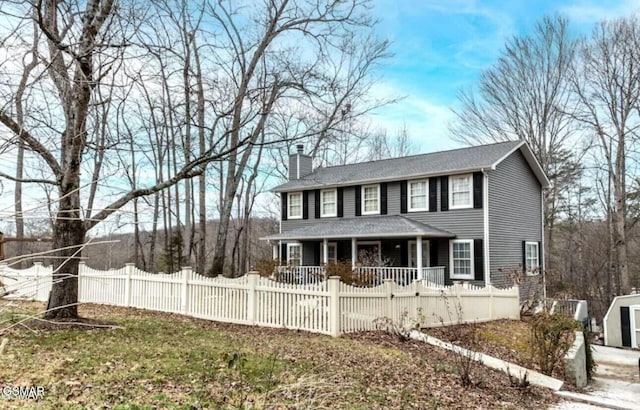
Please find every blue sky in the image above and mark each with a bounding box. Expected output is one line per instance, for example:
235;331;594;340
367;0;640;153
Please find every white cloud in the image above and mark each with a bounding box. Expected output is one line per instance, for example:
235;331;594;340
559;0;640;24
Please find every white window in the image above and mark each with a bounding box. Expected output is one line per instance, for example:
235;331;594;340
450;174;473;209
321;189;337;217
321;242;338;264
288;192;302;219
362;184;380;215
450;239;474;279
287;243;302;266
409;180;428;211
408;240;430;268
525;242;540;274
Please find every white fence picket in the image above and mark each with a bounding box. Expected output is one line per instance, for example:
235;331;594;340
0;263;520;336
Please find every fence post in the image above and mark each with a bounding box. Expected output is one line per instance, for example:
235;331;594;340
488;284;494;320
124;263;134;307
181;266;191;315
384;278;394;321
247;271;259;326
328;276;341;337
77;261;85;302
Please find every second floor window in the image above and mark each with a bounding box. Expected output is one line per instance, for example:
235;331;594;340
362;184;380;215
288;192;302;219
450;174;472;209
409;180;428;211
321;189;337;217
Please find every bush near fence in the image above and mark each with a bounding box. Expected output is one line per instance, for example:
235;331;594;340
0;262;520;336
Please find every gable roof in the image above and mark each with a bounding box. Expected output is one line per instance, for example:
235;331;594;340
274;140;550;192
262;215;455;241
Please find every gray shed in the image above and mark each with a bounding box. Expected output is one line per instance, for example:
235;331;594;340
603;294;640;348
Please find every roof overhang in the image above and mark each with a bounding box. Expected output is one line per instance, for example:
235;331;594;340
261;215;456;241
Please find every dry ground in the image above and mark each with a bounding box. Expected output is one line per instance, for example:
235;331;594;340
0;302;559;409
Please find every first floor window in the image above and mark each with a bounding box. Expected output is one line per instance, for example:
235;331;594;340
362;184;380;214
321;189;337;217
287;243;302;266
450;240;473;279
525;242;540;274
288;192;302;219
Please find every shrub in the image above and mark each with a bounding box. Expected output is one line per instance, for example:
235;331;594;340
254;258;280;278
528;311;579;377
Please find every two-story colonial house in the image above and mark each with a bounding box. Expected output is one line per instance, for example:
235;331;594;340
263;140;549;301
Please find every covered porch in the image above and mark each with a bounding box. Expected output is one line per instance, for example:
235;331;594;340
264;216;455;286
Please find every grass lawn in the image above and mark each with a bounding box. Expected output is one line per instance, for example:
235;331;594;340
0;301;558;409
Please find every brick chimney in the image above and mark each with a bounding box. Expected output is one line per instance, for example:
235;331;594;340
288;144;313;180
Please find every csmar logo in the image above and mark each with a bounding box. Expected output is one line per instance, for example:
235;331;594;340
2;385;45;400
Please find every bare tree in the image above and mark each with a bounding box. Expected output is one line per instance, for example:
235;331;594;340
0;0;389;318
571;16;640;294
449;15;581;267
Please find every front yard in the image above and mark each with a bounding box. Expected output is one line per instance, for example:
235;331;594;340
0;302;558;409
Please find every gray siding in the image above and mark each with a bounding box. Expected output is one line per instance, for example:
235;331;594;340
488;150;543;289
282;179;483;239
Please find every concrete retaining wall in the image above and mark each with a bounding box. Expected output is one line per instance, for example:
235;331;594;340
564;331;587;388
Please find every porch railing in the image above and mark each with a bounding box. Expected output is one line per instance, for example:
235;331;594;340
275;265;446;287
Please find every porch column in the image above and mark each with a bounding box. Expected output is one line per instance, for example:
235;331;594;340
322;238;329;264
351;237;357;269
278;241;282;262
416;236;423;280
272;243;278;260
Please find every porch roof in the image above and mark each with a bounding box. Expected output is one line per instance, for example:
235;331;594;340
262;215;455;241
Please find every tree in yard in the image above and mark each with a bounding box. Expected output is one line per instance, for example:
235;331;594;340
449;16;582;268
571;16;640;295
0;0;389;318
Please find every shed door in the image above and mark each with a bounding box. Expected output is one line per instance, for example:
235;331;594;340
620;306;631;347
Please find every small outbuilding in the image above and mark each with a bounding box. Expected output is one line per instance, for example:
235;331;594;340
603;294;640;348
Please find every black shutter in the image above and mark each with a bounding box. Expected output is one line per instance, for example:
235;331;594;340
313;243;321;265
313;189;320;219
337;188;344;217
522;241;527;274
380;183;388;215
538;241;543;272
429;240;438;267
473;172;483;209
280;244;287;264
400;181;408;214
355;185;362;216
429;177;437;212
440;176;449;211
303;191;309;220
281;192;288;221
474;239;484;281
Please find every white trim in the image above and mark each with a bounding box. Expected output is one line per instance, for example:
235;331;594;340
408;179;429;212
630;305;640;348
287;192;303;219
361;184;380;215
263;232;454;241
286;242;302;266
483;171;490;286
524;241;540;275
351;238;357;269
449;174;473;209
450;239;474;280
408;240;430;268
320;188;337;218
541;187;546;300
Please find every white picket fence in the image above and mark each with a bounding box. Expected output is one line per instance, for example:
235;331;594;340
0;262;520;336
